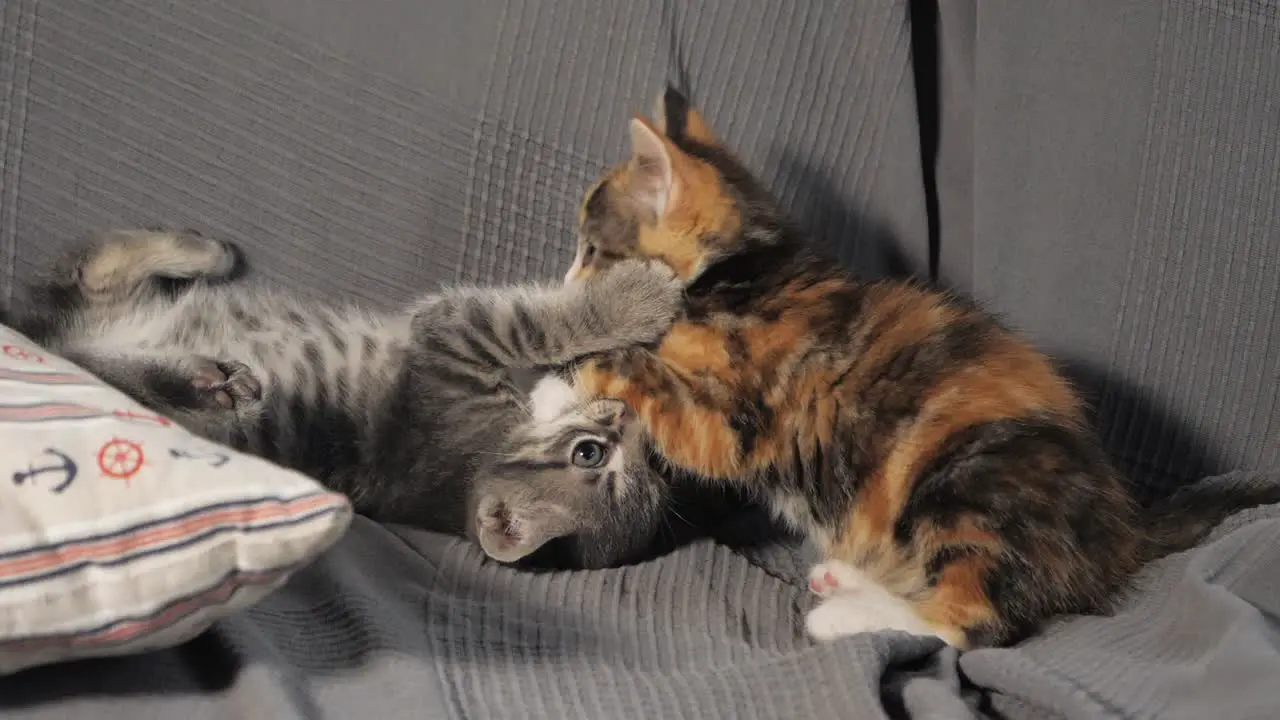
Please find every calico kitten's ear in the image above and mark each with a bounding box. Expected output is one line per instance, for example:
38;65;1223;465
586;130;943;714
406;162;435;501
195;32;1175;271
628;117;678;218
654;87;718;145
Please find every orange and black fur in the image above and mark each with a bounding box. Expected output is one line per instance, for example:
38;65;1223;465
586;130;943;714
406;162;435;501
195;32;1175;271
564;89;1280;649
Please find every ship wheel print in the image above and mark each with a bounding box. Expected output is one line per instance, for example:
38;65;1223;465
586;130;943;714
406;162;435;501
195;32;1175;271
98;438;144;483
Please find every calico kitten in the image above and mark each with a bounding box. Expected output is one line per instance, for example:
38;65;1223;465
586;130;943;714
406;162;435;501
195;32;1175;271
561;89;1280;648
14;229;682;569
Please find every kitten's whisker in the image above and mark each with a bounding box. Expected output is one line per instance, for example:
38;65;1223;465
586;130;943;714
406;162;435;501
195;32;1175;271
666;505;692;528
467;450;524;461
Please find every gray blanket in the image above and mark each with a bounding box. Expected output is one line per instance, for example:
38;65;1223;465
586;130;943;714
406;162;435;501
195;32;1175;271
3;0;1280;717
3;472;1278;719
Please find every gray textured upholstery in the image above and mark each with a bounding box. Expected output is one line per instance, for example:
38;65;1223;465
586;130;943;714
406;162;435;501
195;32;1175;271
954;0;1280;498
2;1;1278;718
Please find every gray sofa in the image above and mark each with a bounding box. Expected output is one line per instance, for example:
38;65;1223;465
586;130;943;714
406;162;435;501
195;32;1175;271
2;1;1278;718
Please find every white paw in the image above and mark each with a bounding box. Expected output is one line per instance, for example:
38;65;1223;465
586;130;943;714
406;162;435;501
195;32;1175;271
806;560;866;598
805;588;939;642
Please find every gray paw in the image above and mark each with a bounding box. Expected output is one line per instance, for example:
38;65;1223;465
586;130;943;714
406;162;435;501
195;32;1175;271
587;258;683;345
189;357;262;410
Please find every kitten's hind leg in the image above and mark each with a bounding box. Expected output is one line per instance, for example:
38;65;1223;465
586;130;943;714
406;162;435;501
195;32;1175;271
61;350;261;411
160;358;263;448
16;230;241;344
72;229;239;303
61;350;262;447
803;560;946;644
187;357;263;411
807;560;866;598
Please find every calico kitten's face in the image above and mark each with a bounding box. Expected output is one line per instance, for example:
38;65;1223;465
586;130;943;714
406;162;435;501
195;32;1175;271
467;375;664;568
564;89;763;285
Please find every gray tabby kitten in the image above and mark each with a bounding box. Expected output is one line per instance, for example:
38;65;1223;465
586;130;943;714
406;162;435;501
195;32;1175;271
13;229;683;568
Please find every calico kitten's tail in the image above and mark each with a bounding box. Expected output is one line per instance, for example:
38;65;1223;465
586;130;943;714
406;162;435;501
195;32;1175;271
1142;479;1280;559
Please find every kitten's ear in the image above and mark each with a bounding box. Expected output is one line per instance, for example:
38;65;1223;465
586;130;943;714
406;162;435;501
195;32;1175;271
654;87;718;145
628;116;678;218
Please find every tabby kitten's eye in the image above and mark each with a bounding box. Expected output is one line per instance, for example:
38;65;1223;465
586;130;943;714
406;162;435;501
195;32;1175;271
570;439;608;468
581;243;597;264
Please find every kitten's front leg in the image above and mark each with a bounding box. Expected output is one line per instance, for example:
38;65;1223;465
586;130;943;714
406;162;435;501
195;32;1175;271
514;257;684;364
566;258;684;352
409;258;682;374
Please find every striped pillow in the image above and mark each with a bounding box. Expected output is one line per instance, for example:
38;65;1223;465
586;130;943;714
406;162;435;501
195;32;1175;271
0;324;352;675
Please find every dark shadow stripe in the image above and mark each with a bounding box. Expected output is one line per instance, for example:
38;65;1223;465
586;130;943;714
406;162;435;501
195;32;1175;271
909;0;942;282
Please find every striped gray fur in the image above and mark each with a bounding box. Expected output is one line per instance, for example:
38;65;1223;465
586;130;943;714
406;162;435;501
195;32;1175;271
13;229;683;569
